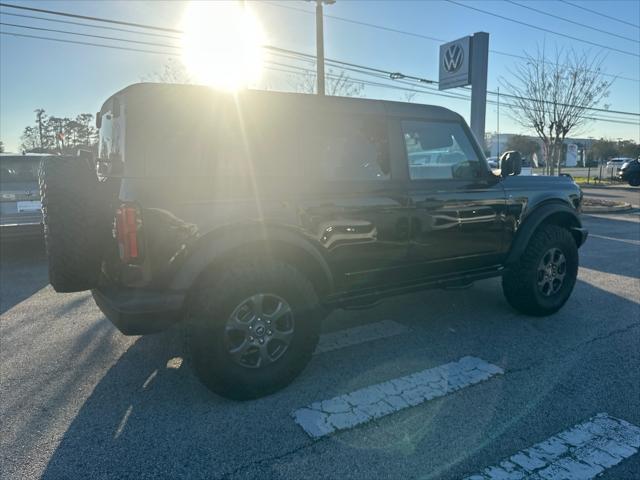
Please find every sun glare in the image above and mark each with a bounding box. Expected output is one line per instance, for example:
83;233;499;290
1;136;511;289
180;1;265;91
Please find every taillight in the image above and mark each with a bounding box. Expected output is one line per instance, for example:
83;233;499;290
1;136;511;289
115;204;143;263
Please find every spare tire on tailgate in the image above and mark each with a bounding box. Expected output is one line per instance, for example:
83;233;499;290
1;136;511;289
39;156;113;292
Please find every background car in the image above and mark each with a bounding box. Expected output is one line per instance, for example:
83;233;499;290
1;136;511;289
618;158;640;186
606;157;633;170
0;153;49;240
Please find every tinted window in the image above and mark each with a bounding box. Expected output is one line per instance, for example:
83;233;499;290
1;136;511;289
402;120;481;180
307;114;390;181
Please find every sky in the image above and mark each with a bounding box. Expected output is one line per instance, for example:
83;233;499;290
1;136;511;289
1;0;639;152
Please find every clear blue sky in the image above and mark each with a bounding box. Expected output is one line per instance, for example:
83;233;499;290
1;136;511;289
1;0;639;152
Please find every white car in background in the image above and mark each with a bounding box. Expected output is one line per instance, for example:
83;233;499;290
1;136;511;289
606;157;633;170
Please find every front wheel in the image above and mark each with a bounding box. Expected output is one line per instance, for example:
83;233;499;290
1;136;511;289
188;260;322;400
502;225;579;316
628;174;640;187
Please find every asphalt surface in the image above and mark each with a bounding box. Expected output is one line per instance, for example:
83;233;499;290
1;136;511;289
1;212;639;479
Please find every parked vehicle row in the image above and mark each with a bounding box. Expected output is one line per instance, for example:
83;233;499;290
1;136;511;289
618;158;640;186
0;153;48;240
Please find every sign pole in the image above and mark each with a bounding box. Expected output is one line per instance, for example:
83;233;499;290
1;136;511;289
469;32;489;145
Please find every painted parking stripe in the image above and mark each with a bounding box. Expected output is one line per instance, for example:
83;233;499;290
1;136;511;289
464;413;640;480
314;320;409;355
589;233;640;246
292;356;503;438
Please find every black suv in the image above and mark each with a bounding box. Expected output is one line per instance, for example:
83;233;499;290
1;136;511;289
39;84;587;400
618;158;640;186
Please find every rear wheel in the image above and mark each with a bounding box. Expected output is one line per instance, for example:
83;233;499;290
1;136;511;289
502;225;578;316
39;157;113;292
188;260;322;400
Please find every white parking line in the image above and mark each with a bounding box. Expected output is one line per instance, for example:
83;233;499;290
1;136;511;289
314;320;409;355
292;356;503;438
589;233;640;246
464;413;640;480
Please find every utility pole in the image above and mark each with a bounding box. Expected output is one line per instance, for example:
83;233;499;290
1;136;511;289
496;86;500;159
313;0;335;96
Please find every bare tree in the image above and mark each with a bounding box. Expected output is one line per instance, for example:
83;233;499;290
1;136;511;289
500;47;613;175
292;68;364;97
142;58;193;84
403;91;418;103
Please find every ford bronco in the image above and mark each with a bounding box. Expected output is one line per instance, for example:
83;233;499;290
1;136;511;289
39;84;587;399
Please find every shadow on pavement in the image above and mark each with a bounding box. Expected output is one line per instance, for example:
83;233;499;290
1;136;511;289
0;238;48;314
39;274;640;479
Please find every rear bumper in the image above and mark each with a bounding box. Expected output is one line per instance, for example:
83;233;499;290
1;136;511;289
92;287;185;335
0;221;42;240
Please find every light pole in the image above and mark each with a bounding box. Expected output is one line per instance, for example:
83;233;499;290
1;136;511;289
312;0;335;96
496;86;500;159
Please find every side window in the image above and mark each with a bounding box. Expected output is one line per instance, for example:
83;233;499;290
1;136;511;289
310;114;390;181
214;101;302;179
401;120;481;180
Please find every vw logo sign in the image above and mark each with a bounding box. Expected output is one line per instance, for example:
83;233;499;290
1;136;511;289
443;43;464;73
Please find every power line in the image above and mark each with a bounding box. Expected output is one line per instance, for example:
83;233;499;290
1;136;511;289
445;0;640;58
558;0;640;31
6;19;635;118
0;22;640;116
0;11;182;40
481;88;638;117
0;2;181;33
0;30;172;56
0;21;182;49
269;63;640;126
264;1;640;84
266;1;447;44
1;5;639;121
2;29;637;127
505;0;639;44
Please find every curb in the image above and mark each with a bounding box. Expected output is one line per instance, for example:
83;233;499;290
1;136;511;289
582;203;634;214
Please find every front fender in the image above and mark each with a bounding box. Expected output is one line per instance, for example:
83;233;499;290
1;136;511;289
505;202;585;265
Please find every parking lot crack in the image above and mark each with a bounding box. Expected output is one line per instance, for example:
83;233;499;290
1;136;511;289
214;440;319;480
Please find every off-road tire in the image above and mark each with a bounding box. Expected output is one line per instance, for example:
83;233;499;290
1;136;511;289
39;157;111;292
502;225;578;316
188;260;322;400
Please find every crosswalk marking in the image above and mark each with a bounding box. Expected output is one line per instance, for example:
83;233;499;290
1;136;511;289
464;413;640;480
292;356;503;438
314;320;409;355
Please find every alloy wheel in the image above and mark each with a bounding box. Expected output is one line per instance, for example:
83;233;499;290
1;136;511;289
224;293;295;368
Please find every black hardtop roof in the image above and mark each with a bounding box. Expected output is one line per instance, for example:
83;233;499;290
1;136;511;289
101;82;463;122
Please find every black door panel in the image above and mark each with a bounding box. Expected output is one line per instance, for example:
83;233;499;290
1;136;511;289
407;180;506;278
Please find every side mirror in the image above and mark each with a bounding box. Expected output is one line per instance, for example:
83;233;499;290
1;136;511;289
500;151;522;177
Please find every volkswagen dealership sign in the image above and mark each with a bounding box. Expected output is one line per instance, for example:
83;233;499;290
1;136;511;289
439;36;471;90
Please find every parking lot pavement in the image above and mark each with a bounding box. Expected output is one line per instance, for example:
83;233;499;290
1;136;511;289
1;213;638;480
